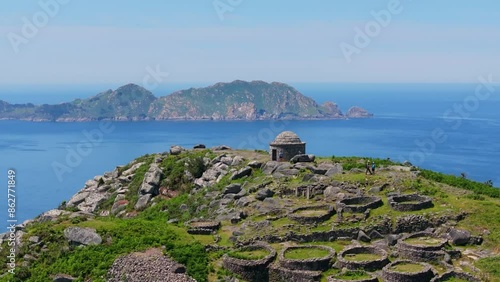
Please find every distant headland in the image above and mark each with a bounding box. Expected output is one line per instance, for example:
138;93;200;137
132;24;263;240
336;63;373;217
0;80;373;122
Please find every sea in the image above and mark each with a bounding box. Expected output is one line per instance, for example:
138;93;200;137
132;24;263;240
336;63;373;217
1;83;499;227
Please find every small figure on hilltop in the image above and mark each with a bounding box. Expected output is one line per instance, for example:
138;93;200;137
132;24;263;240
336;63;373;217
365;160;373;175
372;162;376;175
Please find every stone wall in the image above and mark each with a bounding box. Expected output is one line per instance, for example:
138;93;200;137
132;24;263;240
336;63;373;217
279;245;335;271
430;271;481;282
327;272;379;282
222;242;276;282
268;264;322;282
336;196;383;213
288;205;335;224
186;221;220;235
396;232;447;262
382;260;436;282
270;144;306;161
336;246;389;271
389;193;433;212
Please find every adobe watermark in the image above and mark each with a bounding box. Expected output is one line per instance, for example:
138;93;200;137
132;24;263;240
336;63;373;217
213;0;244;21
142;65;170;90
237;120;290;150
399;74;497;166
339;0;407;63
7;0;71;54
52;121;115;182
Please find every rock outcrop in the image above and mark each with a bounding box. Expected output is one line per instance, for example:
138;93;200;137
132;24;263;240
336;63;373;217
107;248;195;282
346;106;373;118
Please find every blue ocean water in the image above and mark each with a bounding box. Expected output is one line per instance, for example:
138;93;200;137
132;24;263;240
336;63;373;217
0;83;499;227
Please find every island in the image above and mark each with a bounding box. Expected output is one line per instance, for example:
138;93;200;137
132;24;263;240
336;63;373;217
0;80;371;121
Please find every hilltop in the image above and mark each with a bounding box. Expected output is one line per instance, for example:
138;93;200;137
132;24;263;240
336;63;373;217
1;147;498;281
0;81;370;121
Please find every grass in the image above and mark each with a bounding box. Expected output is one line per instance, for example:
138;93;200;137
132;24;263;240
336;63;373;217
284;247;330;260
227;249;269;260
391;262;425;273
419;169;500;198
335;270;372;280
343;253;382;262
294;209;328;217
305;240;352;253
404;236;444;246
441;277;469;282
476;256;500;281
0;218;209;282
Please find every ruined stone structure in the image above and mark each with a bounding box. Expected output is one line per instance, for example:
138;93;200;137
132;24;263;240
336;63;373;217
336;246;389;271
388;193;433;211
186;220;220;235
430;271;481;282
396;232;447;262
278;245;335;271
288;205;335;224
269;131;306;161
382;260;436;282
222;242;276;282
337;196;383;213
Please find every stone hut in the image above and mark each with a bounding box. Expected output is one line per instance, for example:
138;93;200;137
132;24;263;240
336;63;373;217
269;131;306;161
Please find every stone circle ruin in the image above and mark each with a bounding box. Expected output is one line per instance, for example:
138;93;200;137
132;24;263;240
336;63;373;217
336;245;389;271
381;260;435;282
388;193;433;211
222;242;276;282
288;205;335;224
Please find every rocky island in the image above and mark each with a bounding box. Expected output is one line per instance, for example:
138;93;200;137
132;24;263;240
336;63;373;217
0;80;371;121
1;132;499;282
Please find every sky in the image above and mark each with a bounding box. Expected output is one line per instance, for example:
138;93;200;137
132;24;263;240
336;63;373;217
1;0;500;88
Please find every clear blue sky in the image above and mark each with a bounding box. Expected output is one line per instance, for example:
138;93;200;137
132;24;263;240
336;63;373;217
1;0;499;86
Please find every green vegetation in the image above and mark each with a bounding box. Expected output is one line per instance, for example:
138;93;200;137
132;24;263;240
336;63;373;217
391;262;425;273
334;270;371;280
442;277;469;282
159;149;214;193
343;253;382;262
227;249;269;260
284;247;330;260
420;169;500;198
476;256;500;280
329;156;399;170
294;209;328;217
404;236;444;246
2;152;500;281
0;218;208;282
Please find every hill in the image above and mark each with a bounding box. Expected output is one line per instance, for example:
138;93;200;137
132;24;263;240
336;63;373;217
1;147;498;281
0;81;370;121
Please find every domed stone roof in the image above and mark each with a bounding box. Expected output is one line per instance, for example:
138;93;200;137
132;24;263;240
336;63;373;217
271;131;304;144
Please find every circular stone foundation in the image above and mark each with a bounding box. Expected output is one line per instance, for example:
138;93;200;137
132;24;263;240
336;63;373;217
288;205;335;224
397;232;447;262
279;245;335;271
382;260;435;282
327;270;379;282
337;196;383;213
388;193;433;211
222;242;276;282
337;246;389;271
186;220;220;235
430;270;481;282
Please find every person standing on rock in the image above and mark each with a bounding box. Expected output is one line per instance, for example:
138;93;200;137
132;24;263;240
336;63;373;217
371;162;376;174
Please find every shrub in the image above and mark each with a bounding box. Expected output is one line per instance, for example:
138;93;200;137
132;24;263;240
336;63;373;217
420;170;499;198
